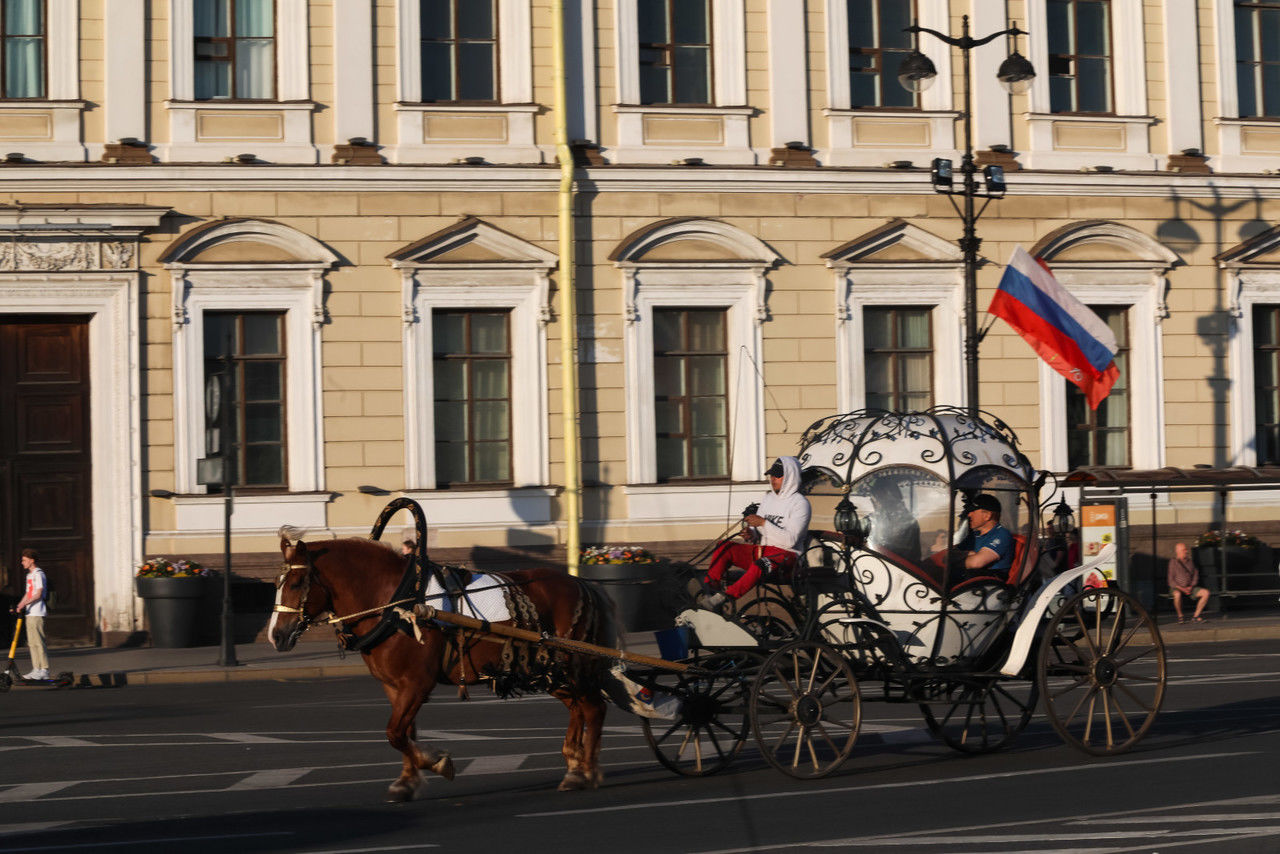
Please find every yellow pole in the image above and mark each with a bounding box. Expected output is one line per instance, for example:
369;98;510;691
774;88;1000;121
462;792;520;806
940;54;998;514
551;0;581;576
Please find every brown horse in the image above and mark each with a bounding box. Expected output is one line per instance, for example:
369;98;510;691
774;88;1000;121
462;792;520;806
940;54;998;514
268;524;618;802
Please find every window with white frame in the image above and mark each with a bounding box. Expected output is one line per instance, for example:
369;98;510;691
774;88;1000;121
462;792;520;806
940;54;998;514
162;220;336;504
1047;0;1113;114
1023;0;1152;170
393;218;555;495
193;0;277;101
846;0;918;110
638;0;712;105
1030;223;1173;472
0;0;81;161
1221;231;1280;466
1065;305;1129;468
419;0;498;103
825;221;964;411
1;0;45;98
393;0;539;163
1234;0;1280;119
614;220;777;491
1252;305;1280;464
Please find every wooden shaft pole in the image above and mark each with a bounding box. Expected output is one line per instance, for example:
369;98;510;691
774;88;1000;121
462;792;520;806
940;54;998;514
417;605;690;673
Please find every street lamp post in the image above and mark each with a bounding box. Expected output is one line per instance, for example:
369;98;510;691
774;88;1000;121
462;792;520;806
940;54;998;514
898;16;1035;415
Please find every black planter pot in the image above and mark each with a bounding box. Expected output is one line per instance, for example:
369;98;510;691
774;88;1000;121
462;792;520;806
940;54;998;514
578;562;669;633
137;575;207;648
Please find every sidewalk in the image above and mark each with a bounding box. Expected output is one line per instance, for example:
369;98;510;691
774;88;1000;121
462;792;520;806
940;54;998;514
30;608;1280;688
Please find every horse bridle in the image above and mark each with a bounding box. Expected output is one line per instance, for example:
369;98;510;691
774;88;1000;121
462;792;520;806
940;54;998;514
274;555;324;635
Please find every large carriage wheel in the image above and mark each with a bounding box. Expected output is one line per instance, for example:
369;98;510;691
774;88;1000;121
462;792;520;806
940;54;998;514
642;650;759;777
751;640;860;779
736;594;801;645
920;678;1038;754
1036;586;1166;756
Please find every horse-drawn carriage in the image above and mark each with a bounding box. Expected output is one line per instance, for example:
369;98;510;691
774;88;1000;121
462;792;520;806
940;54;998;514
269;406;1166;798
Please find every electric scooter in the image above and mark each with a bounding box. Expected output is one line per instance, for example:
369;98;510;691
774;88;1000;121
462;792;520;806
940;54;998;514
0;615;74;691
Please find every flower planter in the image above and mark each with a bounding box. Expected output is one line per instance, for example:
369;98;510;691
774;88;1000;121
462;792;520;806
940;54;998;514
137;575;207;648
578;562;669;633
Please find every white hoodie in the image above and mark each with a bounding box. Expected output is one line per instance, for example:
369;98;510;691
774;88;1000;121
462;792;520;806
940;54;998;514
754;456;812;554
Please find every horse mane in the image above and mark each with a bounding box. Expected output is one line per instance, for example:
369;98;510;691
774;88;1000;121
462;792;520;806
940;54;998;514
279;525;308;545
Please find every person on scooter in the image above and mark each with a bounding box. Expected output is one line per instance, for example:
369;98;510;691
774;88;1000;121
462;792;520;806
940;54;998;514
698;456;812;613
11;548;50;681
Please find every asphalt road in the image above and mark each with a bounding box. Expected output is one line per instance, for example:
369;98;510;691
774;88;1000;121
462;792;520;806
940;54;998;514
0;638;1278;853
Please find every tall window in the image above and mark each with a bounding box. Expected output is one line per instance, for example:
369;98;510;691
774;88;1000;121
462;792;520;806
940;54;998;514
1047;0;1112;114
654;308;727;481
1;0;44;98
420;0;497;103
1235;0;1280;118
863;307;932;411
204;312;287;489
194;0;276;100
433;310;512;486
847;0;917;109
1253;306;1280;464
1067;306;1129;469
638;0;711;105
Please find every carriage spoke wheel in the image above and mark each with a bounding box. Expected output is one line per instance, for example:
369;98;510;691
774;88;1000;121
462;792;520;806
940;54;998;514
751;640;860;779
920;678;1038;754
1036;586;1166;756
642;650;759;777
736;595;801;645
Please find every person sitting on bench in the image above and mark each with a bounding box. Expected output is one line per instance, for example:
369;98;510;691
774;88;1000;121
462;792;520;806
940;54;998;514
1168;541;1209;623
699;456;811;612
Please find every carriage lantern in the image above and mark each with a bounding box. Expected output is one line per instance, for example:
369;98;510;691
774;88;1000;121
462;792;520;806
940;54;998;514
833;494;861;540
1048;496;1075;538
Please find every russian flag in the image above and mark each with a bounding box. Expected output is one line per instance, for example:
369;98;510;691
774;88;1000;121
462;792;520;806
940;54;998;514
989;246;1119;410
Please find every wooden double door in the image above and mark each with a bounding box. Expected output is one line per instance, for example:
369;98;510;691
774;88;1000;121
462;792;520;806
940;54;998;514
0;318;94;643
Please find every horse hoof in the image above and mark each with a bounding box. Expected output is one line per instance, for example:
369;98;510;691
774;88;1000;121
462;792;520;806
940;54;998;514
430;754;455;781
386;779;420;802
557;771;593;792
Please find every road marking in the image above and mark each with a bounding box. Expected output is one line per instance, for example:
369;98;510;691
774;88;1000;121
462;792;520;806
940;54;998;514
0;831;293;851
226;768;313;789
464;753;526;774
0;822;75;837
304;846;439;852
26;737;97;748
518;750;1256;818
207;732;293;743
0;783;78;803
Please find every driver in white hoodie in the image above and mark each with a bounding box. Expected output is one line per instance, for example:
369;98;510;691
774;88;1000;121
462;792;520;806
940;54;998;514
699;456;812;611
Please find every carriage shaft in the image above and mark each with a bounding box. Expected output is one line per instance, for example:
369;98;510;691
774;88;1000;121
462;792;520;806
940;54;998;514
415;605;691;673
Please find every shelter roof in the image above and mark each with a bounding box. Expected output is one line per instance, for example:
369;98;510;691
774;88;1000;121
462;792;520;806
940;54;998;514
1063;466;1280;493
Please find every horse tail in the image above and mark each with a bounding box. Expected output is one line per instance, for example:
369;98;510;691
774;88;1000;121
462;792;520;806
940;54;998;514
369;497;429;557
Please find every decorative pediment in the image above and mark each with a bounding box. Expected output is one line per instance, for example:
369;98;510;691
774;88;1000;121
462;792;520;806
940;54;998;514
822;219;962;267
1216;224;1280;268
610;218;781;267
1030;221;1179;268
389;217;557;269
159;218;340;268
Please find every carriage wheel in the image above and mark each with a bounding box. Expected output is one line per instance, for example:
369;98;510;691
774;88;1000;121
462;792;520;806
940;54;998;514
642;650;759;777
1036;586;1166;756
736;595;801;645
920;678;1038;754
751;640;860;779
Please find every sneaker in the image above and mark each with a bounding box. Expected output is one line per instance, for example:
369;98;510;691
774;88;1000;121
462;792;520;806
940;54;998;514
696;591;726;612
23;669;48;681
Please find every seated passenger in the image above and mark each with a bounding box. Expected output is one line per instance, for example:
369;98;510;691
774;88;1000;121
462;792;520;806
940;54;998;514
866;479;922;561
699;456;812;612
940;493;1014;581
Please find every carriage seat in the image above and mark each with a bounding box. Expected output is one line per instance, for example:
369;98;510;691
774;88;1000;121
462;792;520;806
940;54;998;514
948;534;1032;595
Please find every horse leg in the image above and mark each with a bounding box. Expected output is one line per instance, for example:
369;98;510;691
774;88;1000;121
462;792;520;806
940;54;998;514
380;681;454;802
553;687;606;791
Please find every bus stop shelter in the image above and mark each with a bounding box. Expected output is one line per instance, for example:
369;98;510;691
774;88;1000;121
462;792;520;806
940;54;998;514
1062;466;1280;612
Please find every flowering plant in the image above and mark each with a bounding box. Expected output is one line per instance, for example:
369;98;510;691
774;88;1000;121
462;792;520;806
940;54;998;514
136;557;211;578
580;545;659;565
1194;529;1260;550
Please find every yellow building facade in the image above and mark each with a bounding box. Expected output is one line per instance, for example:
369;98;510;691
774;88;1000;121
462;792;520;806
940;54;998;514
0;1;1277;641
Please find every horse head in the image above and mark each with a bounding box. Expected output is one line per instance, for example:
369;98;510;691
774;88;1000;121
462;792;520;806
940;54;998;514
269;527;333;652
